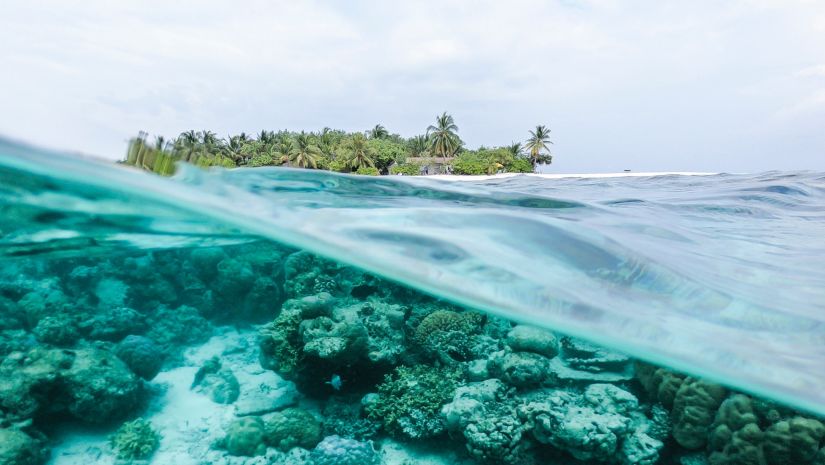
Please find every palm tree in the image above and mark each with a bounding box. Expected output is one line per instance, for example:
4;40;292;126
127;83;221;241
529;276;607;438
345;133;375;170
408;135;430;157
258;130;276;145
369;124;388;139
290;132;321;168
176;130;199;162
275;137;295;165
319;127;337;159
524;125;553;169
507;142;523;157
427;112;460;158
224;134;247;164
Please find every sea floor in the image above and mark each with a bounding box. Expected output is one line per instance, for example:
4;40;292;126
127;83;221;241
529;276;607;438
46;328;470;465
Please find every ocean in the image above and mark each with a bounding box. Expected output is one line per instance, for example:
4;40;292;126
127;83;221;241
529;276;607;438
1;138;824;465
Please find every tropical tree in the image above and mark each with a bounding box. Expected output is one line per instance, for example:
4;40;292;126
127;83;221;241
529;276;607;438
507;142;523;157
224;134;248;164
257;130;276;145
407;135;430;157
290;132;321;168
176;130;200;162
369;124;388;139
524;125;553;169
345;133;375;170
275;137;295;165
427;112;460;158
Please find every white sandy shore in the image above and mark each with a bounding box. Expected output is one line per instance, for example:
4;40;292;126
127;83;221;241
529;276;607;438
422;171;718;181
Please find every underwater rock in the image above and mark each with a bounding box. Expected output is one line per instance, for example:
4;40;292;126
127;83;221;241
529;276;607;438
0;296;24;331
191;356;240;404
518;384;664;465
0;347;142;424
16;287;68;328
32;314;80;346
505;325;559;358
260;295;408;395
309;435;379;465
263;407;323;451
145;304;213;352
115;335;165;380
109;418;160;461
463;408;531;464
441;379;510;433
221;417;267;457
671;377;727;449
560;336;631;373
234;380;298;417
487;350;550;388
78;306;147;342
0;427;49;465
321;397;381;440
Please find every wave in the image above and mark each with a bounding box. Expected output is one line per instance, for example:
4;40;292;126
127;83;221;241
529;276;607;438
2;138;825;415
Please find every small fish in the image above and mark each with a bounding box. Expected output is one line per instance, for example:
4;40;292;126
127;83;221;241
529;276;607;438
326;374;343;391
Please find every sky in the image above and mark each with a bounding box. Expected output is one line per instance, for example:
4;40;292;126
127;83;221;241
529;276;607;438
1;0;824;173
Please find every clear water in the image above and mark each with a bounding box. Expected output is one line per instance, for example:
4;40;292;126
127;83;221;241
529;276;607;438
2;138;825;465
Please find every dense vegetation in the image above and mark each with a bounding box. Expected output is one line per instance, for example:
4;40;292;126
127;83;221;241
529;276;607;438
122;113;553;176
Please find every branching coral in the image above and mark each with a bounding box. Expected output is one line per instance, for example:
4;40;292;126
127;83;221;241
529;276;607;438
110;418;160;460
366;365;463;439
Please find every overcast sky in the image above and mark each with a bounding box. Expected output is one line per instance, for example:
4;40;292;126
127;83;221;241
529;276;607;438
1;0;824;172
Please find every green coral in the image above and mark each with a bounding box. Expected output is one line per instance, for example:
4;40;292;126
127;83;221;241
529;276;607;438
264;407;323;451
366;365;462;439
671;377;727;449
110;418;160;460
413;310;484;364
258;307;303;375
222;417;267;456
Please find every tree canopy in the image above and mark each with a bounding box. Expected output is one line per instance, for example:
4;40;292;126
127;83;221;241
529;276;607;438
123;117;553;176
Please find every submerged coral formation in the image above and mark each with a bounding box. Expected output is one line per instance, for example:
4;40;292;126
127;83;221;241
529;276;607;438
1;241;822;465
110;418;161;460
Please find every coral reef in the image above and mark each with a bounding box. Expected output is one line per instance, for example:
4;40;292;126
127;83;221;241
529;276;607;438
309;435;380;465
115;335;165;380
0;347;142;424
263;407;323;451
221;416;267;456
109;418;161;460
366;364;463;439
0;427;49;465
2;241;823;465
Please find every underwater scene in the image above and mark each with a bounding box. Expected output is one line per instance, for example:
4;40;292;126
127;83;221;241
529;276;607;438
2;140;825;465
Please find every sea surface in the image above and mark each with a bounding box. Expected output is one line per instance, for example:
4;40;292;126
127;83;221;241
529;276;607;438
2;138;825;464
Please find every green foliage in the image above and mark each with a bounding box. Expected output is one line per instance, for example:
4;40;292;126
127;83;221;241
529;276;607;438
355;166;380;176
390;163;421;175
452;147;533;175
427;112;462;157
525;124;553;168
110;418;160;460
122;117;555;176
367;138;407;172
366;365;463;439
342;133;376;171
505;157;533;173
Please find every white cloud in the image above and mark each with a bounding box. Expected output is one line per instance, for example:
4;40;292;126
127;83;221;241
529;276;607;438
0;0;824;171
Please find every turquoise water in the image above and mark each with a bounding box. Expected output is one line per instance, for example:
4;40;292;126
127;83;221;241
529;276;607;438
2;138;825;465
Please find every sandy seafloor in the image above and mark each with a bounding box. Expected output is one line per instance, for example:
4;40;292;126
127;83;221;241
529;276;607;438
46;328;475;465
